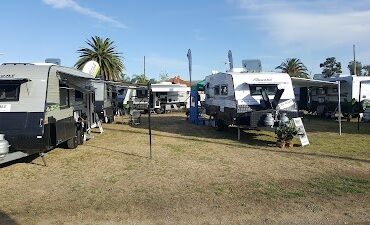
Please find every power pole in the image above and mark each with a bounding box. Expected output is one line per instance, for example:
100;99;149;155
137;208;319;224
353;44;357;76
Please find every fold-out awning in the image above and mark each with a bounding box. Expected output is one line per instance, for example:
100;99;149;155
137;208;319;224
291;77;338;87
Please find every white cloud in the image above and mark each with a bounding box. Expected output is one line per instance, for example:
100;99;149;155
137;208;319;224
42;0;127;28
229;0;370;49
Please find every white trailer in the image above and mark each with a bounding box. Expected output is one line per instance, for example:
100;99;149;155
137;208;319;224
123;82;190;113
150;82;190;113
311;74;370;113
0;63;96;164
204;68;297;129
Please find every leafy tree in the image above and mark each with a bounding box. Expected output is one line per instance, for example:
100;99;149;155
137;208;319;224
348;61;362;76
75;36;124;81
275;58;309;78
319;57;342;77
362;65;370;76
132;74;149;84
119;73;131;82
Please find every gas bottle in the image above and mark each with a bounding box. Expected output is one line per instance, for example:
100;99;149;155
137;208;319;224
0;134;10;158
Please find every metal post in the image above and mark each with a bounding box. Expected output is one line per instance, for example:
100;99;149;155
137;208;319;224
237;126;240;141
148;82;152;159
144;56;146;81
187;49;192;89
358;81;362;131
338;81;342;135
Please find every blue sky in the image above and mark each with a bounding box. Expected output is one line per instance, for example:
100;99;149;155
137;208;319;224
1;0;370;80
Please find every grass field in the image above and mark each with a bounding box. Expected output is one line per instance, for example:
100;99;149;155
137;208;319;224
1;113;370;225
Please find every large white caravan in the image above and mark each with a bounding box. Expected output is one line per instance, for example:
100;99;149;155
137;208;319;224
311;74;370;113
204;69;297;129
0;63;96;164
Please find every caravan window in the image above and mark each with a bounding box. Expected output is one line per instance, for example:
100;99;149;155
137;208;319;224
0;83;20;102
249;84;277;96
60;87;70;108
75;90;83;102
214;86;220;95
221;85;228;95
136;90;148;98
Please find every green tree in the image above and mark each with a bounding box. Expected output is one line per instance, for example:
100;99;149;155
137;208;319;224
275;58;309;78
348;61;362;76
132;74;149;84
363;65;370;76
320;57;342;77
119;73;131;82
75;36;124;81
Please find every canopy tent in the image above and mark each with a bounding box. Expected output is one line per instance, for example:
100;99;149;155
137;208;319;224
290;77;341;135
191;79;205;91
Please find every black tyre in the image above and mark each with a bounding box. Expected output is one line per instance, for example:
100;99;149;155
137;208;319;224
155;108;165;114
66;136;78;149
77;130;84;145
216;119;227;131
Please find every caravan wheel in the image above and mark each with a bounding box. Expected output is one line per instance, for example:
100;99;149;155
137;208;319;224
215;119;227;131
154;108;165;114
77;130;84;145
66;136;78;149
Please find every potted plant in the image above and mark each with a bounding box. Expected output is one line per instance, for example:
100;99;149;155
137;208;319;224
275;120;299;148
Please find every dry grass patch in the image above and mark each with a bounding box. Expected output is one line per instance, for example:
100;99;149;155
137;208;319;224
0;113;370;225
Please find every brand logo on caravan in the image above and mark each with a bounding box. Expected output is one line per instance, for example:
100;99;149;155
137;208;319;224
253;78;272;82
0;74;15;78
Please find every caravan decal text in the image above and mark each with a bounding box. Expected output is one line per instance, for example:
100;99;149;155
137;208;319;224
0;74;15;79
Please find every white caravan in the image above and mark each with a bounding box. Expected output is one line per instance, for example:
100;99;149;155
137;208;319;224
312;74;370;105
0;63;96;164
204;68;297;129
151;82;190;113
123;82;190;113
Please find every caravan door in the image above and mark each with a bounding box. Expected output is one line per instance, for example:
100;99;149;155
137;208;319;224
86;92;96;128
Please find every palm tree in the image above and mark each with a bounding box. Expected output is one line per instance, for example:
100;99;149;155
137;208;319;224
75;36;124;81
132;74;149;84
276;58;309;78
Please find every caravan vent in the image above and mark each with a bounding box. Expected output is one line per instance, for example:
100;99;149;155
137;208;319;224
242;59;262;73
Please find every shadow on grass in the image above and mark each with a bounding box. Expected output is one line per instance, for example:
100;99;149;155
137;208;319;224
301;115;370;135
106;115;370;163
0;211;18;225
84;144;150;159
0;154;46;168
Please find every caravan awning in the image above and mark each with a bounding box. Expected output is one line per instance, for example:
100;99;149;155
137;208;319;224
291;77;338;87
104;80;148;90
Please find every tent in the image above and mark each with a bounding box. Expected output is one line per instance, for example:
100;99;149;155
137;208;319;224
191;79;205;91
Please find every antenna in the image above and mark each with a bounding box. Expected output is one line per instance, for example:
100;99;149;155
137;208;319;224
228;50;233;70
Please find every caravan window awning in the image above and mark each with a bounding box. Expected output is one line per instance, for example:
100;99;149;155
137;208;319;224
0;78;31;83
61;81;94;93
291;77;338;87
104;80;148;90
